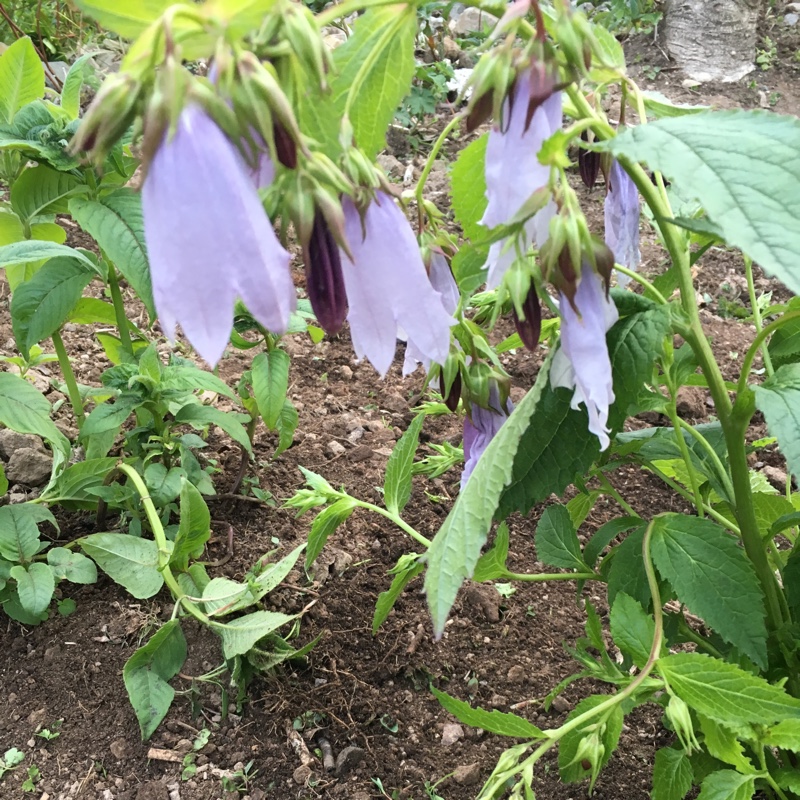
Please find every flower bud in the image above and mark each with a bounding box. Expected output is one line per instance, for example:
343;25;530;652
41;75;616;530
304;210;348;335
589;237;615;293
282;3;331;90
523;59;559;132
665;694;700;754
513;284;542;352
578;130;601;188
439;366;462;412
464;48;514;133
69;72;142;165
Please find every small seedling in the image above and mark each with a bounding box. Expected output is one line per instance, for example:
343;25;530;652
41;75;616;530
220;760;257;794
35;720;63;741
0;749;24;781
21;765;40;792
181;728;211;781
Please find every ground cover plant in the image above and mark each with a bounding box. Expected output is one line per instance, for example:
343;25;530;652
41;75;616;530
1;0;800;798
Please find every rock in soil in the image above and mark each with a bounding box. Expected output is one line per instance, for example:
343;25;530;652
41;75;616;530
0;429;45;460
676;386;706;418
135;782;170;800
453;762;482;785
5;447;53;486
335;745;366;776
441;723;464;746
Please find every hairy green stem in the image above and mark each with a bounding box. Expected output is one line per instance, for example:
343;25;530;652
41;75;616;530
744;255;774;378
665;405;706;518
675;417;735;503
353;500;432;549
107;266;136;362
414;113;462;230
738;310;800;397
596;473;640;518
52;330;86;428
613;265;668;304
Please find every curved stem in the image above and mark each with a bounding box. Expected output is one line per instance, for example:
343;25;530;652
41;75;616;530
613;265;668;305
414;113;461;231
675;417;735;503
738;310;800;397
744;255;774;378
52;330;85;429
353;500;432;548
107;266;135;362
596;472;640;518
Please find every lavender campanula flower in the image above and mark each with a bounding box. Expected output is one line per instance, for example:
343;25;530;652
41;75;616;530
604;159;641;287
550;268;619;450
339;193;455;377
403;252;459;375
142;105;295;366
461;384;514;489
481;72;562;289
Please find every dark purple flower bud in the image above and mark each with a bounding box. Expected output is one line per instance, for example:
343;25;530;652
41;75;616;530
466;90;494;134
440;370;462;412
273;121;297;169
305;211;348;335
578;130;601;189
512;284;542;352
524;60;559;132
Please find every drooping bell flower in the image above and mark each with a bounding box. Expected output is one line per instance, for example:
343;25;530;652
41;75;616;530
339;193;455;377
604;159;641;287
550;268;619;450
304;210;348;335
403;252;459;376
481;68;562;289
142;104;295;366
461;384;514;489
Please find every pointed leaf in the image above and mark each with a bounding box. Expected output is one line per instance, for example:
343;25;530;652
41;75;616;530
0;38;44;124
535;505;588;571
652;747;693;800
384;413;424;516
212;610;296;659
10;562;55;615
81;533;167;598
251;349;290;430
169;479;211;572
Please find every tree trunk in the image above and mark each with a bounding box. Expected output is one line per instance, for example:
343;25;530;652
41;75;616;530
664;0;761;82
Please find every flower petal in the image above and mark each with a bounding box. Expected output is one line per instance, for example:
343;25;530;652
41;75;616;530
143;105;294;366
461;384;514;488
604;159;641;287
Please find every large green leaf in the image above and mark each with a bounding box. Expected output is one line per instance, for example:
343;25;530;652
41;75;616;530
498;304;671;517
650;514;767;668
424;352;553;637
123;620;187;739
11;256;95;356
69;191;154;318
11;166;83;224
60;53;97;119
299;6;417;160
73;0;177;38
0;240;100;275
384;413;424;516
0;38;44;124
658;652;800;726
169;479;211;573
251;349;290;430
81;533;167;598
609;592;655;668
753;364;800;482
652;747;693;800
450;134;488;241
607;111;800;296
0;372;69;462
696;770;755;800
431;687;545;739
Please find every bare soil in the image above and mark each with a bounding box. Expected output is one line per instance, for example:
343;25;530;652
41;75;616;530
1;19;800;800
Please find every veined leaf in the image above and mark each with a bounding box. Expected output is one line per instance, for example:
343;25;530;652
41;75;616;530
432;687;545;739
384;413;424;516
0;38;44;124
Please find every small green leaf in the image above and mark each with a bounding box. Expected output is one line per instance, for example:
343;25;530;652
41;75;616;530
535;505;588;571
123;620;187;740
431;687;545;739
144;463;184;507
305;498;357;568
47;547;97;584
81;533;167;598
473;523;511;582
583;516;641;568
274;398;298;458
650;514;767;668
174;405;252;452
251;349;290;430
60;53;96;119
609;592;655;668
10;562;55;615
658;652;800;726
0;38;44;124
228;543;306;613
373;554;425;633
754;364;800;483
652;747;693;800
212;610;296;659
696;770;755;800
764;718;800;752
384;413;424;516
0;505;56;563
169;480;211;573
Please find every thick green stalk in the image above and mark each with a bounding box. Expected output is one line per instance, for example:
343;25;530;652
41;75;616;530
107;266;135;362
52;330;85;428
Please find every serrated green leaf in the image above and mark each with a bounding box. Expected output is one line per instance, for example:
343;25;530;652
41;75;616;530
754;364;800;483
768;315;800;368
169;480;211;572
450;134;488;241
251;349;289;430
11;165;83;223
73;0;177;38
473;523;510;582
174;405;252;452
609;592;655;668
649;514;767;668
425;351;554;637
566;490;600;529
652;747;693;800
558;695;623;783
305;498;357;568
11;256;94;356
658;652;800;725
584;516;641;568
47;547;97;584
764;718;800;752
81;533;167;598
212;610;296;659
535;505;588;571
69;191;155;319
431;687;545;739
10;562;55;615
0;239;99;274
698;715;754;773
696;770;755;800
384;413;424;516
774;767;800;794
0;38;44;124
123;620;187;740
607;111;800;297
606;526;651;609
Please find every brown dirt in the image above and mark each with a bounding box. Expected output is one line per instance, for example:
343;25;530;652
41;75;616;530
1;22;799;800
